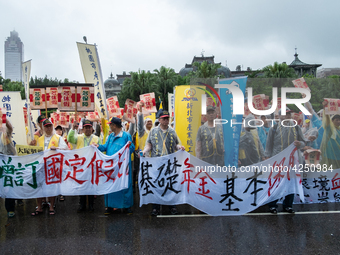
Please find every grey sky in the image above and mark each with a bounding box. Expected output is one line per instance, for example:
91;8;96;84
1;0;339;82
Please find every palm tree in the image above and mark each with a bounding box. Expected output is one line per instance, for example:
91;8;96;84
262;62;296;78
153;66;177;110
262;62;297;92
192;61;221;78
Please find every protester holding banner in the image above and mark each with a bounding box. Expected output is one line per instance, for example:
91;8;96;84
195;106;224;166
320;101;340;169
143;109;185;216
55;124;66;201
2;119;18;218
31;118;68;216
127;101;154;192
257;115;272;150
238;115;265;166
67;119;101;212
94;117;135;214
265;108;306;214
33;115;45;142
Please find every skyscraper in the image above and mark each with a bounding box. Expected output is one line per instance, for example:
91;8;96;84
4;30;24;81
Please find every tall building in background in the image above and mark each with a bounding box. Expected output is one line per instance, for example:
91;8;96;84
4;30;24;81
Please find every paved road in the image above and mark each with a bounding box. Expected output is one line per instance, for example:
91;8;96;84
1;192;340;255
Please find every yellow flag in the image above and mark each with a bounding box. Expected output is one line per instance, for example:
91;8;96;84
101;118;109;144
174;85;204;156
144;112;156;123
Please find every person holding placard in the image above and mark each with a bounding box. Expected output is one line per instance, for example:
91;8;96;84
67;119;101;212
142;109;185;216
31;119;68;216
93;117;135;215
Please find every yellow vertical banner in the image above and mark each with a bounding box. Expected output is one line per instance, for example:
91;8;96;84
174;85;204;156
76;42;108;119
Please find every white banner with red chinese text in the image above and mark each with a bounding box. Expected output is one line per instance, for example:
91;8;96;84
0;143;131;198
139;144;306;216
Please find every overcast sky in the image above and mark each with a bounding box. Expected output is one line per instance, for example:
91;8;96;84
1;0;339;82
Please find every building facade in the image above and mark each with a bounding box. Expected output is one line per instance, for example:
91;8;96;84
316;68;340;78
104;72;123;98
179;55;231;77
4;30;24;82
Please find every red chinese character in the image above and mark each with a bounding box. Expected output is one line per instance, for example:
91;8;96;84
332;173;340;190
193;165;217;200
195;176;212;200
267;157;286;196
64;154;87;184
44;153;64;184
87;152;118;184
181;158;195;193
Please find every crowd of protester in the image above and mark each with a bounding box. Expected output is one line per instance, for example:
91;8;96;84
2;99;339;218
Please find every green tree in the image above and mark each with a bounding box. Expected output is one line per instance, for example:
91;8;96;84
153;66;177;110
245;69;262;78
262;62;297;94
29;75;75;87
118;70;158;107
0;75;25;99
191;61;222;78
262;62;296;79
177;74;190;85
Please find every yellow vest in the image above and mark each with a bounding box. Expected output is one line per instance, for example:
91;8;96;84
37;134;60;149
34;130;42;143
138;130;150;151
73;134;100;150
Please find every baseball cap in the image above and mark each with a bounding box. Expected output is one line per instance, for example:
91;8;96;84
156;109;170;119
83;119;93;127
107;117;122;127
55;125;62;130
207;105;216;112
37;115;46;123
43;119;53;126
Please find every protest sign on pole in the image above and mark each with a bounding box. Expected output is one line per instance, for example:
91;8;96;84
22;60;34;142
107;96;120;118
140;92;157;115
123;99;137;123
77;42;108;119
174;85;205;156
324;98;340;115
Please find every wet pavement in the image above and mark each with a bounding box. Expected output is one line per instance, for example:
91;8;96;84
1;191;340;255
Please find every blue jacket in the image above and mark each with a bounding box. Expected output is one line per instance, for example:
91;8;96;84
98;131;135;156
98;131;135;208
